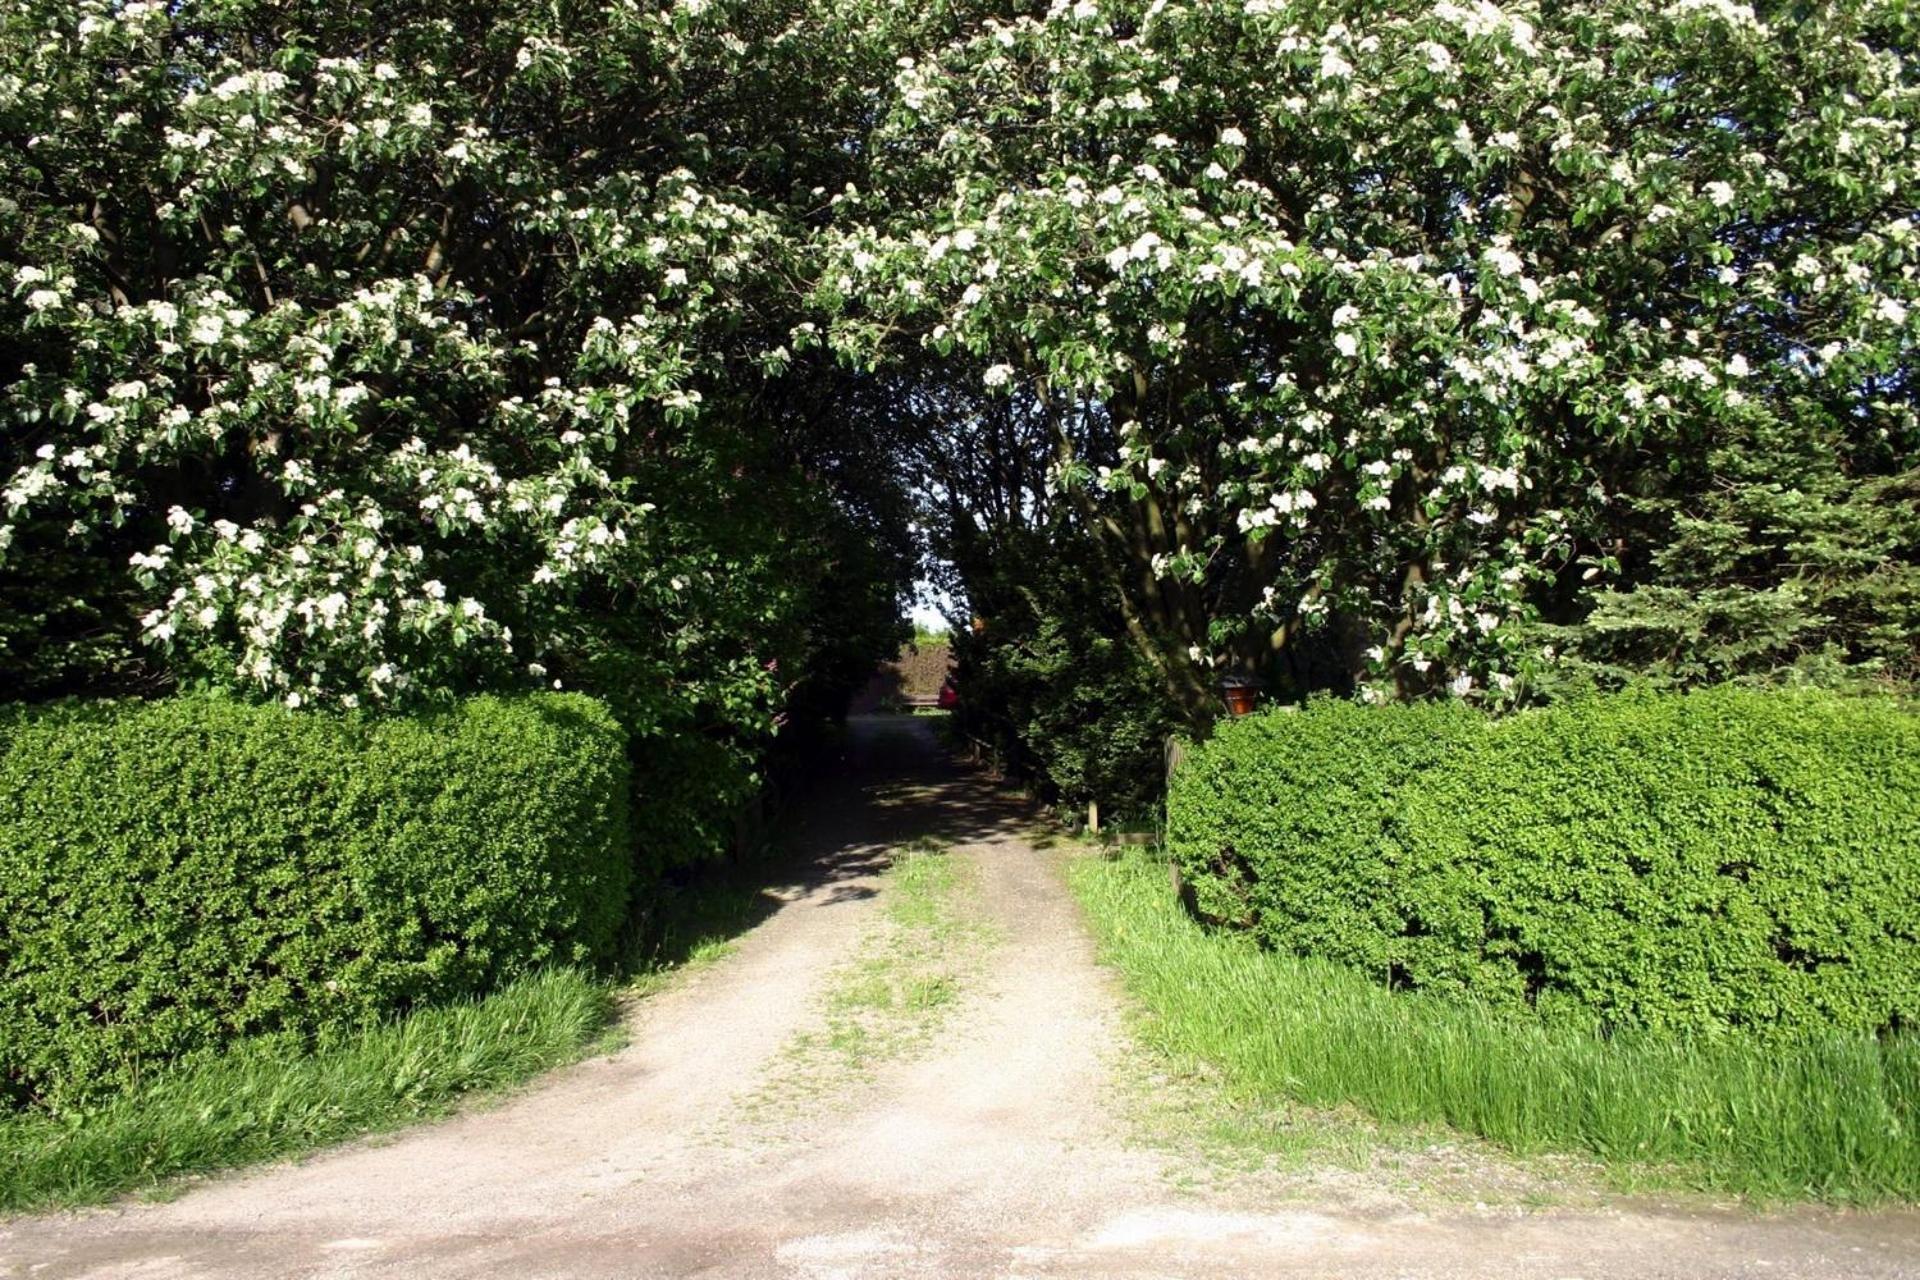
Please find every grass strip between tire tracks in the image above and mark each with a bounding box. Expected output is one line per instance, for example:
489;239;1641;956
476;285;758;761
746;839;988;1118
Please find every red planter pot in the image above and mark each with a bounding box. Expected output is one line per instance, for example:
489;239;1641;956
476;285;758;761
1222;685;1259;717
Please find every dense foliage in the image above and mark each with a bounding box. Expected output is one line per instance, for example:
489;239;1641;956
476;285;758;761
946;526;1176;821
3;0;1917;831
825;0;1918;737
1171;689;1920;1038
0;0;912;799
0;693;630;1108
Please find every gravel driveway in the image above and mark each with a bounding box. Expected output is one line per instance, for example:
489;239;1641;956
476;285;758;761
5;716;1916;1279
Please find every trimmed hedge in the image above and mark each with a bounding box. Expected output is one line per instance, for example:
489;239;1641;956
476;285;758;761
0;693;631;1109
1171;687;1920;1038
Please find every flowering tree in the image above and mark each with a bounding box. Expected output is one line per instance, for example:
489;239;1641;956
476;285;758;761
4;0;1915;743
0;0;912;722
819;0;1919;713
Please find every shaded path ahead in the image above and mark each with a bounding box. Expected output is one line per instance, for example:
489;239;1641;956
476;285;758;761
4;716;1917;1279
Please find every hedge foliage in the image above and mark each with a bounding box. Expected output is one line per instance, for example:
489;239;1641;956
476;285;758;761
0;694;631;1109
945;525;1179;824
1170;688;1920;1039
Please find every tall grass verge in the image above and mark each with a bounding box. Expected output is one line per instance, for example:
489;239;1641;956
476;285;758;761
0;968;612;1214
1072;854;1919;1204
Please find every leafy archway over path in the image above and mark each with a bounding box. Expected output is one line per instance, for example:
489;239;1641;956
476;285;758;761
3;0;1916;753
815;0;1920;724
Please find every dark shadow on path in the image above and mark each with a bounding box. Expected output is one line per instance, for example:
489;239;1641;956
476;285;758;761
627;715;1037;976
766;714;1039;901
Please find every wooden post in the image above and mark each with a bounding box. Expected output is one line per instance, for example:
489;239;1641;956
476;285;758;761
1163;735;1187;787
1087;799;1100;835
1164;735;1186;900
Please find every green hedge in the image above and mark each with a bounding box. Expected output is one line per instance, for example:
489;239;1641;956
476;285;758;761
1171;687;1920;1038
0;693;632;1109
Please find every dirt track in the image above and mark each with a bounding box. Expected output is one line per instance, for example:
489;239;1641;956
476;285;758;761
4;715;1917;1279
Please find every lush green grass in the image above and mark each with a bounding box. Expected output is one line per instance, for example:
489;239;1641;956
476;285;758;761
0;969;614;1215
1072;853;1920;1204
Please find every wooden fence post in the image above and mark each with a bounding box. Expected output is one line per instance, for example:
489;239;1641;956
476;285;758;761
1164;734;1187;899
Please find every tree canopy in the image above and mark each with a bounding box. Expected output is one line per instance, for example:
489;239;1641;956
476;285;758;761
3;0;1915;785
820;0;1918;717
1;0;917;758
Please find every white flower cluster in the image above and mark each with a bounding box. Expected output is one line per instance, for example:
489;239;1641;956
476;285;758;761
809;0;1916;702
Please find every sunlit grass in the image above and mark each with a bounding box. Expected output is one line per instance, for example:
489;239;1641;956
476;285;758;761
1072;853;1920;1204
0;969;613;1214
808;842;979;1067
